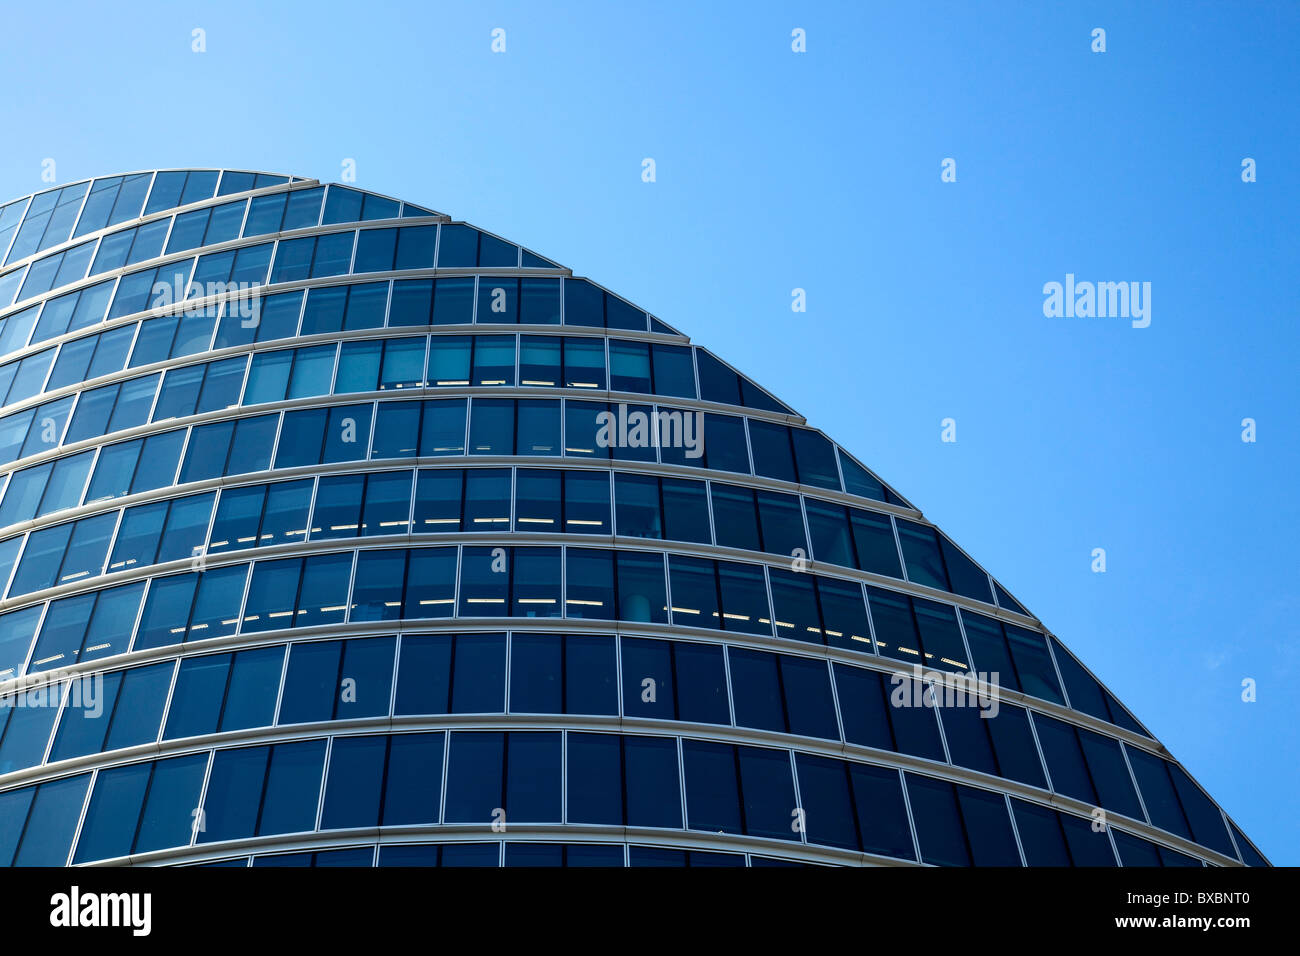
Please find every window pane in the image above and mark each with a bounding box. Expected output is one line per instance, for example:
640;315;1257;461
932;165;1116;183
683;740;741;834
737;745;798;841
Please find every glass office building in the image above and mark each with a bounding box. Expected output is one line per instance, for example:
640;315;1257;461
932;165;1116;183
0;170;1268;867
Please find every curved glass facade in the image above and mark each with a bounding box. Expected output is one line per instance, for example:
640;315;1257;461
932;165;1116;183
0;170;1268;868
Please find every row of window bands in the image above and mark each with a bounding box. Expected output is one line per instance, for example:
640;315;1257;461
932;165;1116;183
0;539;1128;748
0;171;306;273
0;178;443;307
0;330;781;455
2;729;1229;867
0;627;1161;824
0;229;620;365
0;303;792;442
0;331;699;455
200;844;812;867
1;387;829;503
0;277;699;419
0;400;902;550
0;462;969;621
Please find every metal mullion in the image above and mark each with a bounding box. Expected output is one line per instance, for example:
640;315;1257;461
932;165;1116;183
135;174;160;225
861;581;880;656
97;505;129;579
720;644;737;728
15;594;53;678
35;337;68;397
1004;791;1029;866
560;728;568;825
674;735;687;830
787;748;807;844
339;548;360;626
895;766;923;863
62;758;97;866
827;656;847;744
0;196;33;264
434;728;451;825
952;605;978;680
120;571;150;654
314;735;334;833
189;750;216;847
929;678;953;765
38;678;72;767
1023;709;1055;794
269;635;294;726
1041;633;1073;712
888;515;908;585
1117;740;1152;826
65;181;98;245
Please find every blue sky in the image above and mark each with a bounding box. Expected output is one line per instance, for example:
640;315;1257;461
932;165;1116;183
1;0;1295;863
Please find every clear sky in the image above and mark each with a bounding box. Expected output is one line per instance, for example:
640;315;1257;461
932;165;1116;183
0;0;1294;863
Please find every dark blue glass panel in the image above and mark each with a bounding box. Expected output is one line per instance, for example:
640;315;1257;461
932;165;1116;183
624;735;682;828
702;413;748;474
74;761;151;863
1059;812;1117;865
257;739;326;836
1077;727;1142;819
986;704;1047;788
164;652;232;740
1033;714;1098;804
565;633;617;715
668;555;719;631
219;647;284;732
321;734;387;829
0;684;64;772
336;636;396;720
683;740;741;834
394;635;452;715
756;491;806;558
795;754;858;850
728;649;784;733
565;548;615;622
450;633;506;714
1012;799;1071;866
441;843;499;867
382;732;444;825
567;732;622;825
737;745;798;841
620;637;674;720
956;784;1020;866
779;655;838;739
196;743;267;842
509;633;560;714
716;560;770;636
790;428;840;490
351;549;406;622
378;845;439;866
673;640;730;725
939;534;993;604
444;731;504;825
505;732;562;823
103;662;173;751
615;551;667;624
906;773;971;866
132;752;208;854
278;640;343;724
1004;624;1063;704
13;774;90;866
